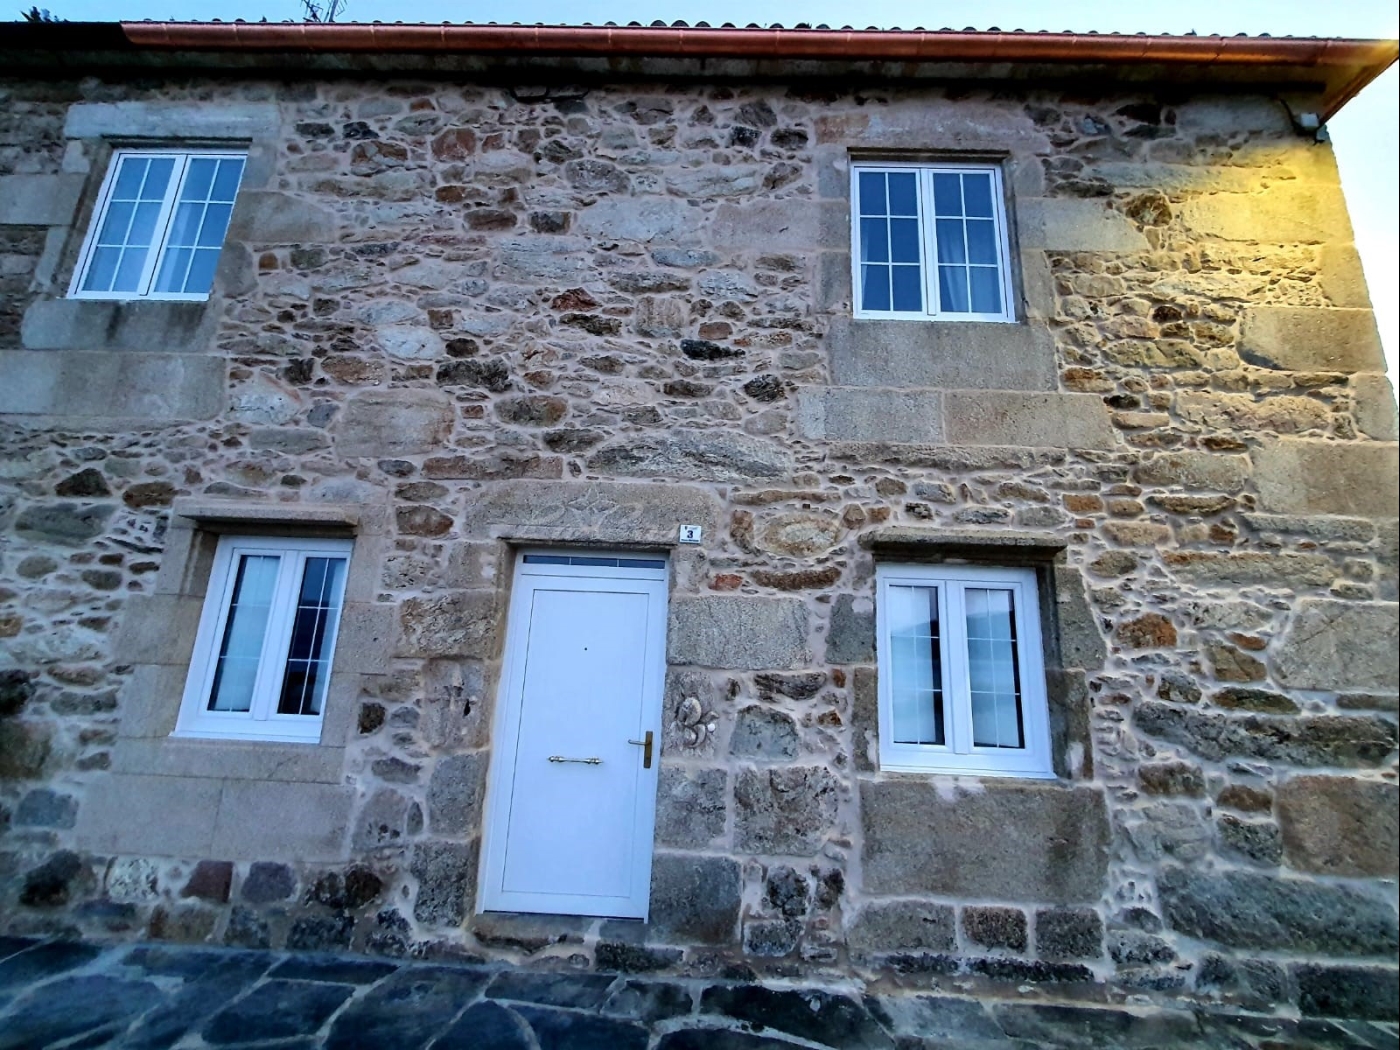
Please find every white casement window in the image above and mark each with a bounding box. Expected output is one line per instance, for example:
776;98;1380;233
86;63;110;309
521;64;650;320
175;536;351;743
69;150;246;301
851;162;1014;322
875;563;1053;777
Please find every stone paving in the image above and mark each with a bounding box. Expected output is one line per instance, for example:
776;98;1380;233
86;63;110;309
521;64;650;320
0;938;1395;1050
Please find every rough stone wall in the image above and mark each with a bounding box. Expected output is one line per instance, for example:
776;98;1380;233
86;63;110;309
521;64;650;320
0;73;1397;1019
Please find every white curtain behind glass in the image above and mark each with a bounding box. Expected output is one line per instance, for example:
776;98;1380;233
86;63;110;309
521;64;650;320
207;554;280;712
887;584;944;744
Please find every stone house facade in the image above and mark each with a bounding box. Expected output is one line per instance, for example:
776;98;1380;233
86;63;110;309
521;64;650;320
1;21;1397;1021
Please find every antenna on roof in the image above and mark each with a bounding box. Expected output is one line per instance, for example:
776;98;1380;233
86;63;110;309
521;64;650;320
301;0;346;23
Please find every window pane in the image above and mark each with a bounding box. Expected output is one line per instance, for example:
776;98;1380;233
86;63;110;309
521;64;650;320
966;219;998;265
970;267;1003;315
97;200;135;245
212;158;246;201
112;156;147;199
113;248;148;293
208;555;280;712
858;171;887;216
860;217;889;263
890;218;920;263
197;202;234;248
128;201;163;248
932;173;963;215
82;247;121;292
183;157;217;200
277;556;348;717
140;158;175;200
935;219;966;264
891;265;922;312
183;249;222;295
962;173;995;217
887;172;918;215
861;264;891;311
167;202;203;247
966;587;1024;749
154;247;194;294
887;585;945;745
938;266;969;313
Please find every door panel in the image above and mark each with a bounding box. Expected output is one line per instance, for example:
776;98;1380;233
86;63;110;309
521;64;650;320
480;555;667;919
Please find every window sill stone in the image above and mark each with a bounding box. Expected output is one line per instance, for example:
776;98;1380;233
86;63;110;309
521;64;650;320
111;736;345;784
21;297;217;353
827;317;1056;391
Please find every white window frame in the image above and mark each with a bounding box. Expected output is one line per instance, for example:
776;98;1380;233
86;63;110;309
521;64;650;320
68;148;246;303
875;563;1053;778
850;160;1016;323
174;535;352;744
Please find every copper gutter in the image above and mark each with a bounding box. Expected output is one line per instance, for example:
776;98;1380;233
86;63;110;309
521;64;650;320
120;22;1388;64
113;23;1399;120
119;22;1390;68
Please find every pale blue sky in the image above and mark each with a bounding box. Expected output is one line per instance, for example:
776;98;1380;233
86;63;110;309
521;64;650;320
25;0;1399;376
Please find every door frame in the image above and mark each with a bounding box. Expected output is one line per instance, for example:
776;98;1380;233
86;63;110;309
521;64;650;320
477;548;670;919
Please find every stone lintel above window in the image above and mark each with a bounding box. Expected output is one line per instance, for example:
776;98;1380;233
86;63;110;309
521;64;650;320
861;527;1068;564
172;497;364;535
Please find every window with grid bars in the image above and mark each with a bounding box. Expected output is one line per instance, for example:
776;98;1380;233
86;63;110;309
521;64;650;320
875;563;1053;777
851;162;1015;322
69;150;246;301
175;536;351;743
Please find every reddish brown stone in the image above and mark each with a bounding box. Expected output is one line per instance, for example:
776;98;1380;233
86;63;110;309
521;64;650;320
465;208;517;231
751;566;842;591
711;574;743;591
1064;494;1103;514
1212;687;1298;714
550;288;598;311
349;140;408;175
322;357;385;384
1228;632;1268;652
1218;784;1274;813
431;127;477;160
1139;762;1206;797
1062;367;1114;393
181;860;233;903
1208;644;1267;684
730;510;755;552
396;505;452;537
1116;613;1178;649
122;481;177;509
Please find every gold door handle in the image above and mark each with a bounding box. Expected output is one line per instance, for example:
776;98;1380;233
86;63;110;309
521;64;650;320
627;731;654;768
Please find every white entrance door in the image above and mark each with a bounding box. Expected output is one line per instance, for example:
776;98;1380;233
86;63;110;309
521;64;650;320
479;551;669;919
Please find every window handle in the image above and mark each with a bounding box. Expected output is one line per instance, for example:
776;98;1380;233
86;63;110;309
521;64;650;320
627;731;654;768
